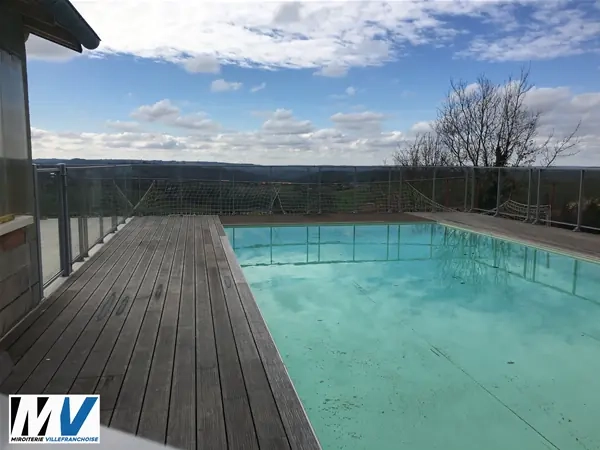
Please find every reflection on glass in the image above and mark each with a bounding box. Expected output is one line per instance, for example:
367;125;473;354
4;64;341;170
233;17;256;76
0;49;33;216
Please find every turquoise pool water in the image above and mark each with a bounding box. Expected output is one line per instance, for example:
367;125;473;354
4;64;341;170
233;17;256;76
225;223;600;450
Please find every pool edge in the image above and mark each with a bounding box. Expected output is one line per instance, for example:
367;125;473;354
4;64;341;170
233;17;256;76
215;217;323;450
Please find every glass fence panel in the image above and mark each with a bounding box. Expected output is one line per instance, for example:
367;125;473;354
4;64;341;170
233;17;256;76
581;169;600;231
31;163;600;284
36;168;61;285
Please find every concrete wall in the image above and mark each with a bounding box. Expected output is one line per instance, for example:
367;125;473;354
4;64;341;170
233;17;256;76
0;6;42;342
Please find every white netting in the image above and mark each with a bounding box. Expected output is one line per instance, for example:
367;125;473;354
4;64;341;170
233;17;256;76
132;179;458;216
485;199;552;225
397;183;457;212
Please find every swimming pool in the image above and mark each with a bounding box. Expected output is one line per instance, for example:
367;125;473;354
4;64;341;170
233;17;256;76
225;222;600;450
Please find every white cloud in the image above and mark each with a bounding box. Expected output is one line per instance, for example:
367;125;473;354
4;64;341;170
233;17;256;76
131;99;179;122
330;86;357;100
262;109;313;135
330;111;386;134
31;86;600;166
106;120;140;132
250;82;267;93
210;79;243;92
460;3;600;61
315;64;349;78
39;0;596;72
273;1;303;24
410;121;434;133
130;99;219;132
182;54;220;73
26;35;79;62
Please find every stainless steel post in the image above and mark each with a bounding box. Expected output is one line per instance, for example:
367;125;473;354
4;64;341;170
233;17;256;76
99;178;104;243
353;166;357;214
111;168;118;232
431;168;437;212
398;168;403;213
77;217;85;261
318;167;322;214
232;168;236;215
463;168;468;211
306;167;310;215
524;168;532;222
219;167;223;215
470;167;476;211
494;168;501;217
574;169;584;231
387;167;392;213
57;163;72;276
32;164;44;298
533;169;542;225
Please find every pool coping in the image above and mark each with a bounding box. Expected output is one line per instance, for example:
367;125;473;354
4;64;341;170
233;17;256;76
216;218;323;449
219;212;433;226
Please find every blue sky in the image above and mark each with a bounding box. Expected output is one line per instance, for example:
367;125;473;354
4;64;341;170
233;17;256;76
27;0;600;165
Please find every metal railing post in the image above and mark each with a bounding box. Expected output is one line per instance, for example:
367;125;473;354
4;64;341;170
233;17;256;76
32;165;44;299
57;163;72;276
232;169;236;215
77;217;86;261
78;178;89;260
269;166;274;215
99;178;104;242
306;167;310;215
494;168;501;217
574;169;584;232
398;167;403;213
318;167;322;214
463;168;468;211
178;166;183;215
111;169;118;231
431;168;437;212
387;167;392;213
470;167;476;211
524;168;532;222
533;168;542;225
219;167;223;215
353;166;357;214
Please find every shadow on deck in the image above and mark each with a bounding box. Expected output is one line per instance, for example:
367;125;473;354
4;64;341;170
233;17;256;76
0;216;320;450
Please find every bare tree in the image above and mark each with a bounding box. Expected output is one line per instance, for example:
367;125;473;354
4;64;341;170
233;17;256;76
393;132;451;166
391;67;580;167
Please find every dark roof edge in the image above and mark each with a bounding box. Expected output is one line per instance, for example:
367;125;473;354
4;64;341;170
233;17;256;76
38;0;100;50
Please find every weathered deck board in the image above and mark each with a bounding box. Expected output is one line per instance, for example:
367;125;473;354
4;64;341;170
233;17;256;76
17;219;157;395
203;218;259;450
43;218;169;395
0;218;143;361
195;216;228;450
137;215;186;442
69;217;170;392
108;216;181;434
215;220;321;450
209;217;290;450
0;215;321;450
0;218;149;394
167;216;197;450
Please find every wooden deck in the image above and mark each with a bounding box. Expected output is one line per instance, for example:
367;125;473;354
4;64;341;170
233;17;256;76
413;212;600;262
0;216;321;450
